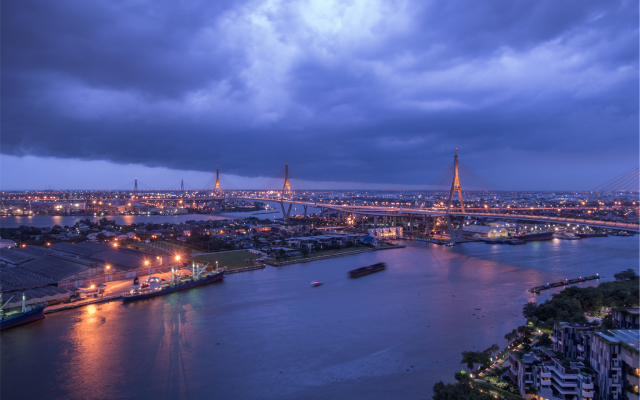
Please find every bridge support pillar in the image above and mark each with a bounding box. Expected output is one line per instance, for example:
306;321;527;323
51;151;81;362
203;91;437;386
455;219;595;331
409;216;413;233
393;217;397;227
446;215;465;243
280;202;292;220
374;216;378;228
303;205;307;219
425;216;430;236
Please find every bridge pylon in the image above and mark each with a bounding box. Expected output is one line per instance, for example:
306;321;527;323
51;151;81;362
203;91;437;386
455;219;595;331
280;163;293;220
134;177;138;196
446;149;466;242
180;179;184;191
213;166;223;197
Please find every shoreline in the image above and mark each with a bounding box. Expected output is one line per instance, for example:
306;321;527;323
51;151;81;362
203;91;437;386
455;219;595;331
266;245;405;266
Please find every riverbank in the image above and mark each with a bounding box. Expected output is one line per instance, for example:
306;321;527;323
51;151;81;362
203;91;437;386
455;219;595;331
266;245;405;266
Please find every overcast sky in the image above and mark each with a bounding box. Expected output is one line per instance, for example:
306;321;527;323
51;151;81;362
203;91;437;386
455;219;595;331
1;0;638;191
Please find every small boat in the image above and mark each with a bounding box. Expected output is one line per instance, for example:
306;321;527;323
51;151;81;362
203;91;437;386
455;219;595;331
311;281;323;287
349;262;386;278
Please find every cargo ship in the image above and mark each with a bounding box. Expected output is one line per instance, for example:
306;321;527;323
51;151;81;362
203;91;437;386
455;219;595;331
121;263;225;302
349;262;386;278
515;231;553;241
576;232;608;238
0;293;47;331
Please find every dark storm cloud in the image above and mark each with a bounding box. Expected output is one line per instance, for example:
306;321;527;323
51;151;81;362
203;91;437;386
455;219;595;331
2;0;638;188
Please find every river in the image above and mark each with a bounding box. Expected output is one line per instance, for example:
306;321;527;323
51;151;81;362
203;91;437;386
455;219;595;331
0;202;322;228
1;237;637;399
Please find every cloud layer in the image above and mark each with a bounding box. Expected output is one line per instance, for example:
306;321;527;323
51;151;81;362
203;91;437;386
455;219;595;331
2;0;638;189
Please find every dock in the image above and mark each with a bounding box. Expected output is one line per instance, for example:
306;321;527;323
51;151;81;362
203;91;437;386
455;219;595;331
528;274;602;294
44;295;121;314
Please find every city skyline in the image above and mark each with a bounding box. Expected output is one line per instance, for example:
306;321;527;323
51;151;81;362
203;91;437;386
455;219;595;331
2;0;638;190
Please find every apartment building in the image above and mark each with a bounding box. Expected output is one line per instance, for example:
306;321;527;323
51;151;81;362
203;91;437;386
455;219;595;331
508;353;595;400
612;308;640;330
590;330;640;400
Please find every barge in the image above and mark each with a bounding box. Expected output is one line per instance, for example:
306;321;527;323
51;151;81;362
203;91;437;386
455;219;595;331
515;231;553;241
576;232;608;238
349;262;386;278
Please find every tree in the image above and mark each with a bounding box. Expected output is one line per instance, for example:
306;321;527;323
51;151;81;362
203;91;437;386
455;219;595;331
614;269;638;282
537;333;553;347
601;314;615;329
461;351;491;371
523;301;539;319
301;246;310;257
484;344;500;359
97;233;106;242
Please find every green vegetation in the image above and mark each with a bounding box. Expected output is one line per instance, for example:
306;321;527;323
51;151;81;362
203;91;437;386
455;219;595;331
432;371;523;400
192;251;262;271
522;269;639;326
461;344;500;371
267;246;373;264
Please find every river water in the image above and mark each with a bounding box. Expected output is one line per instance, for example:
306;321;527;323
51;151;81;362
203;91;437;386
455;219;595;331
0;202;322;228
1;237;638;399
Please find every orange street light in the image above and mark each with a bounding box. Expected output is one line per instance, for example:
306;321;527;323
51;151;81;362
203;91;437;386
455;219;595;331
175;255;181;261
145;260;149;265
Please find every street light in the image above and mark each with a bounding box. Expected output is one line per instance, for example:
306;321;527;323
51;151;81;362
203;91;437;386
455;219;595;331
175;255;181;261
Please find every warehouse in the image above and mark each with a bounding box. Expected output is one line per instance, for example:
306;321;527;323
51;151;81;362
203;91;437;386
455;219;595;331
461;225;508;238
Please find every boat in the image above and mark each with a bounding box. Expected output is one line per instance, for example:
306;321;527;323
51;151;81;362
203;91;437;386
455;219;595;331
576;232;608;238
553;232;581;240
611;231;634;236
349;262;386;278
515;231;553;241
311;281;323;287
506;239;526;245
121;263;225;302
0;293;47;331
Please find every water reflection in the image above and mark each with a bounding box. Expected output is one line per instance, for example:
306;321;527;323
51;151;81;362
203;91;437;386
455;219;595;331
1;238;637;400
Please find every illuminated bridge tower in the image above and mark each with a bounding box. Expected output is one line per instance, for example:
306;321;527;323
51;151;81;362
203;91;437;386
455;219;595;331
446;149;466;242
280;163;293;220
213;166;223;197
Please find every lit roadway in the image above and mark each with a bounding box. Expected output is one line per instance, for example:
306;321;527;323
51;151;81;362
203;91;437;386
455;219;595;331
223;196;640;232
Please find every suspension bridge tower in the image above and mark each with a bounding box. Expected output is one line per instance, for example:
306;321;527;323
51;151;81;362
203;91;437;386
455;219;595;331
213;166;223;197
445;149;466;242
134;177;138;196
180;179;184;191
280;163;293;220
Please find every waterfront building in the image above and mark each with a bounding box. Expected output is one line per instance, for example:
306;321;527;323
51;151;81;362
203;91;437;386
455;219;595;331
508;353;595;400
367;227;403;240
589;330;640;400
461;225;508;238
0;242;181;310
553;323;593;360
612;308;640;330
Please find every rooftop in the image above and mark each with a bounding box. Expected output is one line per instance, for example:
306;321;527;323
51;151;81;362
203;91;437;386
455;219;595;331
592;330;640;351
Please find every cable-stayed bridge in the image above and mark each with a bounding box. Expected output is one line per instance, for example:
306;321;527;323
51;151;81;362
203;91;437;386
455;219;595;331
119;151;639;239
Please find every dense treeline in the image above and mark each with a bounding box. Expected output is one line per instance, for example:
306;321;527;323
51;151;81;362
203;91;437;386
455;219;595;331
522;269;639;326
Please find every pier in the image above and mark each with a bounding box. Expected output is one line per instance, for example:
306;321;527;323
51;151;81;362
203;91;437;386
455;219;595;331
528;274;601;294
